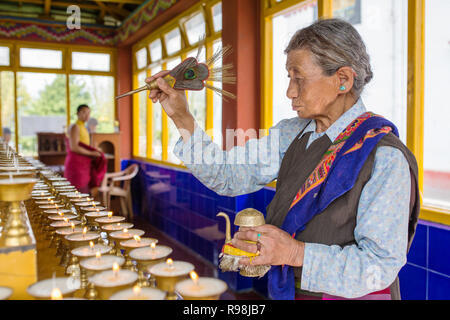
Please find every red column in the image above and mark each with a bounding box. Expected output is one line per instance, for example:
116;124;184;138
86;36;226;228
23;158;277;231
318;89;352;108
222;0;261;149
117;45;132;160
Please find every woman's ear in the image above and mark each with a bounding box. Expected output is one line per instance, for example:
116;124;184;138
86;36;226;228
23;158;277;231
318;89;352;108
336;66;355;94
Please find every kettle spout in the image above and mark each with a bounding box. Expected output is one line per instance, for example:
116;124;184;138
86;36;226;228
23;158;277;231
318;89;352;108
216;212;231;244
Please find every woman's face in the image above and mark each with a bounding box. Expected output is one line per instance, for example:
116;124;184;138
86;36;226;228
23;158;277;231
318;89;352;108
286;49;340;120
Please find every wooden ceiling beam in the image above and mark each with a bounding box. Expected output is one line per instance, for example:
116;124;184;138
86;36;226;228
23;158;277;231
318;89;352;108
95;1;121;20
8;0;100;11
91;0;143;4
44;0;51;15
95;1;130;18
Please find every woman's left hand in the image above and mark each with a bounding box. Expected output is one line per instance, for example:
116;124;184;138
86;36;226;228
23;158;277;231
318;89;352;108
231;224;305;267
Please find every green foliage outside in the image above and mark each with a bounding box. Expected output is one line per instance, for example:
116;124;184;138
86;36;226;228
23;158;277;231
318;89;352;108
0;72;115;157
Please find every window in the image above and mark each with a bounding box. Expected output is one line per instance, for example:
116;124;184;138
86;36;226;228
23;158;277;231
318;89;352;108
0;71;15;147
164;28;182;55
137;71;148;158
151;65;163;160
423;0;450;210
264;0;450;226
186;49;206;131
0;47;10;66
0;43;116;157
20;48;63;69
136;48;147;70
72;52;111;72
17;72;67;156
69;75;115;134
212;40;223;149
184;12;206;45
149;39;162;63
335;0;408;142
166;58;182;164
211;2;222;32
132;0;222;164
272;1;318;126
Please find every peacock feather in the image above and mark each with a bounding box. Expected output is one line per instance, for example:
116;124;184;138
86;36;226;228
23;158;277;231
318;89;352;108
116;41;236;100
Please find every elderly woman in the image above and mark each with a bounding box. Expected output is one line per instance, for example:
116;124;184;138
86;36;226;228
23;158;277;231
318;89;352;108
146;19;420;300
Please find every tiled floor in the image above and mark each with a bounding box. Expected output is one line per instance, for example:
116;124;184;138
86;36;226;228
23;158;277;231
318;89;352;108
131;216;266;300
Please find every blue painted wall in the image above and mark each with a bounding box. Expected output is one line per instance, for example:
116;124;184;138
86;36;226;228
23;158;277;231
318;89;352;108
123;159;450;300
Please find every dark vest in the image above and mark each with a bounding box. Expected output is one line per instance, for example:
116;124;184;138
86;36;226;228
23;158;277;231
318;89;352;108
266;127;420;300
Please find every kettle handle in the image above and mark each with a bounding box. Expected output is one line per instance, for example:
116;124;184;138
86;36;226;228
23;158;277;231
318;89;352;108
216;212;232;244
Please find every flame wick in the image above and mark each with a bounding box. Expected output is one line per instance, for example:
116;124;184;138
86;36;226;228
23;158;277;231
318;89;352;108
189;271;199;286
51;287;63;300
133;286;141;297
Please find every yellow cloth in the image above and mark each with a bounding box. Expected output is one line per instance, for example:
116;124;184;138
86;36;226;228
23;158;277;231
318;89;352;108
222;242;259;258
76;119;90;145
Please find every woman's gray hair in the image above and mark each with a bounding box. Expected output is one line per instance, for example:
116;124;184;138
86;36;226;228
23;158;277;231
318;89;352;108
285;18;373;96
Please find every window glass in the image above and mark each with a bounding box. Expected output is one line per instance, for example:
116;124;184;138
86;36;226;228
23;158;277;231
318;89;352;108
0;47;9;66
20;48;63;69
185;12;206;45
151;64;163;160
166;58;182;164
17;73;67;156
164;28;182;55
212;40;223;149
423;0;450;209
187;49;206;131
72;52;110;72
211;2;222;32
137;71;147;157
334;0;408;142
272;1;318;126
1;71;15;147
69;75;115;134
136;48;147;70
149;39;162;62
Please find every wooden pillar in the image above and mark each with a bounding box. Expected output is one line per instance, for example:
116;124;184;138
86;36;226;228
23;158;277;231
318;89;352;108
222;0;260;149
117;45;133;160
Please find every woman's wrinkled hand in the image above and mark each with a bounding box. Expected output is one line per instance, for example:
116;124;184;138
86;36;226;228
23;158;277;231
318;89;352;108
145;70;190;121
231;224;305;267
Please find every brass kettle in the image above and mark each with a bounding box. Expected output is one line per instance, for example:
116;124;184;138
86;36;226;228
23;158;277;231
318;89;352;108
217;208;265;244
217;208;270;278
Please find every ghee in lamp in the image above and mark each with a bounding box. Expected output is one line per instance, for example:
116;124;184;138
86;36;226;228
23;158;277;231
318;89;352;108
55;226;83;236
43;209;71;215
27;277;80;300
48;214;77;221
149;259;195;300
51;220;81;228
71;244;112;258
120;236;158;249
130;244;173;261
89;264;138;300
109;286;166;300
110;228;145;240
102;222;134;233
39;204;65;210
81;255;125;271
0;287;13;300
96;215;126;225
175;271;228;300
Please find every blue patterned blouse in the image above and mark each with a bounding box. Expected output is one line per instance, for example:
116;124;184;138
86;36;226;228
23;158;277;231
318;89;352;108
173;98;411;298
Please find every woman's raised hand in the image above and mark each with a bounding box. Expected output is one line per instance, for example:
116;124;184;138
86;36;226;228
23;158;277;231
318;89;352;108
145;70;190;121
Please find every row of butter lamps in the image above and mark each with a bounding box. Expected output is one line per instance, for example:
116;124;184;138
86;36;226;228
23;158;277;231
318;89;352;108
0;139;227;300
